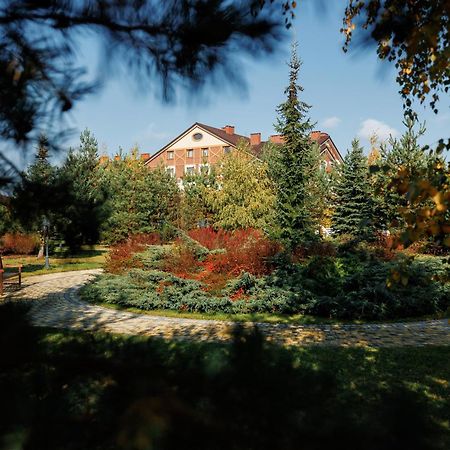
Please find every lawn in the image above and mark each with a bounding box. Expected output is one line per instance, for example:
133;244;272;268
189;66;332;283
87;300;450;325
1;303;448;450
1;245;107;277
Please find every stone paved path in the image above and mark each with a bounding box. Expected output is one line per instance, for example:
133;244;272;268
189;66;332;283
1;269;449;347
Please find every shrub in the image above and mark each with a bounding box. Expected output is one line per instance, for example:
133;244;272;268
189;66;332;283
0;233;40;255
204;229;281;276
163;242;203;278
105;233;162;274
187;227;231;250
81;269;304;315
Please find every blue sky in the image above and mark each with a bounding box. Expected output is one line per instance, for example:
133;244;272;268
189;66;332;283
23;1;450;165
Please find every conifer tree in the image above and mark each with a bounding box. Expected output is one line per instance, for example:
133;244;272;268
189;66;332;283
58;129;107;250
269;44;321;249
371;119;431;231
332;139;374;238
13;135;59;231
208;142;276;230
99;148;179;243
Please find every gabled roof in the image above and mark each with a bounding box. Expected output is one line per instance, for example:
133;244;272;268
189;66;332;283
196;123;249;147
145;122;343;164
145;122;243;165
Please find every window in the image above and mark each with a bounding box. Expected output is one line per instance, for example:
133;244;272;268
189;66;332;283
166;166;175;177
185;165;196;175
167;151;174;160
202;148;209;157
186;149;193;158
193;132;203;141
223;146;231;154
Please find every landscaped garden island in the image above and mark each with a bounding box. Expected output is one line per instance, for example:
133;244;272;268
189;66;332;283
81;229;450;322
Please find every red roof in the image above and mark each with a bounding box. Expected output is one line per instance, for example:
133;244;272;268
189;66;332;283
146;122;343;164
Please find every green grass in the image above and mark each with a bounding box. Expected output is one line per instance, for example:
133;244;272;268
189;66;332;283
89;297;450;325
2;245;107;277
1;302;449;449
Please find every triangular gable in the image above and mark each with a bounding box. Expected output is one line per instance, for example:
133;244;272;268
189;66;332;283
145;123;236;165
319;136;343;163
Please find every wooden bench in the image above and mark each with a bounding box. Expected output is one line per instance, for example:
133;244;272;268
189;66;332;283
0;255;22;295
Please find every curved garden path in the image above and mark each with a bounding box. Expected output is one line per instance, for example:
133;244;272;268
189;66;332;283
2;269;449;347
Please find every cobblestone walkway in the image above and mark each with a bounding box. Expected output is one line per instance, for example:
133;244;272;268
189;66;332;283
2;269;449;347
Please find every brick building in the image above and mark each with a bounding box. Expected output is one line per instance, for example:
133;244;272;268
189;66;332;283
144;122;343;181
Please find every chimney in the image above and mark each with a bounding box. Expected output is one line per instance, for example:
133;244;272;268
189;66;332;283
269;134;285;144
250;133;261;146
99;155;109;165
222;125;235;135
310;131;322;142
140;153;150;162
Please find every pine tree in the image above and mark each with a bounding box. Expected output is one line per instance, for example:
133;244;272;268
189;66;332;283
99;149;180;243
269;44;321;248
13;135;59;232
58;129;107;250
371;119;430;230
332;139;374;238
208;142;276;230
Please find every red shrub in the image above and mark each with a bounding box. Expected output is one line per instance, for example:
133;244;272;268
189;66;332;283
0;233;40;255
203;229;280;277
163;243;202;278
188;227;232;250
105;233;161;273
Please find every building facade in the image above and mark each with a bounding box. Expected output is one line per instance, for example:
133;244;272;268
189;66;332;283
145;122;343;181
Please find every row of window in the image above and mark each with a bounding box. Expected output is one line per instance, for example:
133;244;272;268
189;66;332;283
165;164;210;177
166;146;231;160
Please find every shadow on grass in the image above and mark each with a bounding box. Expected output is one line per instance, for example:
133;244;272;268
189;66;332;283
0;302;448;450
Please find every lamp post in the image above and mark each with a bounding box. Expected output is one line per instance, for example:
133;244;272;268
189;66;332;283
42;217;50;269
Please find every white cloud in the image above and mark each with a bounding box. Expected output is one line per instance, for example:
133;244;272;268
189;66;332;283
358;119;399;141
134;122;169;142
321;116;341;129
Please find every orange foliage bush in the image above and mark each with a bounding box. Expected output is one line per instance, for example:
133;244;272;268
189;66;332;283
162;242;202;278
206;229;280;276
105;233;161;273
0;233;40;255
192;228;280;276
188;227;232;250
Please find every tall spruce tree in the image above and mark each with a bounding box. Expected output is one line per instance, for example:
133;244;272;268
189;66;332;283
332;139;374;238
13;135;59;231
269;44;320;249
58;129;107;250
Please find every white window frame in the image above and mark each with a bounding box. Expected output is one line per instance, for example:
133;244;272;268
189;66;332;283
167;150;174;160
184;164;196;175
165;165;176;177
186;149;194;158
201;147;209;157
